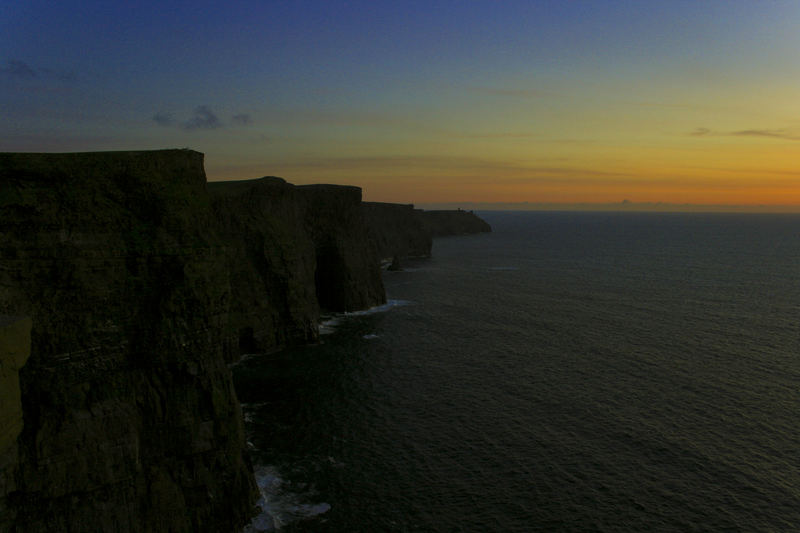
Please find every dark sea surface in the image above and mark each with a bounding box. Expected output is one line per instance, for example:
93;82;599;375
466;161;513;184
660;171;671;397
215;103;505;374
234;211;800;532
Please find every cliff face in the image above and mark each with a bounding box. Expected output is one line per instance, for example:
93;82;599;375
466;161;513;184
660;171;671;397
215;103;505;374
363;203;491;262
0;317;31;505
208;178;385;358
363;202;432;261
419;210;492;237
0;151;255;532
0;149;485;532
297;185;385;312
210;177;319;358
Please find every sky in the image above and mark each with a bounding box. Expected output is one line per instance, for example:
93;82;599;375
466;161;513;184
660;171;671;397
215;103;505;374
2;0;799;208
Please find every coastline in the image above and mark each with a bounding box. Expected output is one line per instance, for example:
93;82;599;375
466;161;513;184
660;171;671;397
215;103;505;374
0;149;490;532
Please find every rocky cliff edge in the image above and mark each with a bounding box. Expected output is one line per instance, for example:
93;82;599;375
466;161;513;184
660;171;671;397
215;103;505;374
0;149;487;531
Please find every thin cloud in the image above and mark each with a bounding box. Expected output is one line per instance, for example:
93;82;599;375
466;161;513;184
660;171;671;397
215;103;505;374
232;113;252;126
154;107;251;130
691;126;800;141
0;59;75;81
270;155;637;184
183;105;222;130
732;129;800;141
152;112;175;127
1;59;37;79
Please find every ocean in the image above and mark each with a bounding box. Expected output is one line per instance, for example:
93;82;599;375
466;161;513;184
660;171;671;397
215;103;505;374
234;211;800;532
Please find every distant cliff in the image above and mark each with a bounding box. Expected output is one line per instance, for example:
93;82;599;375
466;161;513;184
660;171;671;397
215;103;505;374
363;203;491;263
209;178;385;359
419;209;492;237
363;202;432;261
0;149;488;532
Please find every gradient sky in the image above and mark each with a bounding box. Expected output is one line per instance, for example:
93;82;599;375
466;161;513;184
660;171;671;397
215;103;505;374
2;1;799;207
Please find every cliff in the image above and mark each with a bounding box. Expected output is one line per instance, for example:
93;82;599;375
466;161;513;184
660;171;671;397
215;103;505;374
0;150;256;532
363;203;491;263
419;209;492;237
0;149;484;532
0;317;31;505
208;178;385;359
362;202;432;261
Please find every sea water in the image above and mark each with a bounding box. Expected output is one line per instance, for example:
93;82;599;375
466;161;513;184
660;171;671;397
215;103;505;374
235;211;800;532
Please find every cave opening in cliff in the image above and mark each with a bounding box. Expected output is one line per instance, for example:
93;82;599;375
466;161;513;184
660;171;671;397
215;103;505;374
314;245;345;312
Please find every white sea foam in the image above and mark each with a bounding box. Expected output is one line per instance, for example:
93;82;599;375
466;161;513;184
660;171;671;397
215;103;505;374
344;299;412;316
318;317;341;335
319;300;411;334
243;466;331;532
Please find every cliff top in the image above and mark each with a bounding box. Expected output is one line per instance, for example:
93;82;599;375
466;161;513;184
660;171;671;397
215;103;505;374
207;176;288;196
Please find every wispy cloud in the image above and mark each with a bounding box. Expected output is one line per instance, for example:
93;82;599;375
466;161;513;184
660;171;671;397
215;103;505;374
1;59;37;79
152;112;175;127
231;113;252;126
0;59;75;81
691;126;800;141
183;105;222;130
732;129;800;141
269;154;638;184
153;107;253;130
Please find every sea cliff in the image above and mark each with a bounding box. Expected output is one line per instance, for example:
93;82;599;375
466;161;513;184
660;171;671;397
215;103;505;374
209;178;385;360
0;149;490;532
419;209;493;237
363;202;432;261
0;150;256;532
363;202;492;263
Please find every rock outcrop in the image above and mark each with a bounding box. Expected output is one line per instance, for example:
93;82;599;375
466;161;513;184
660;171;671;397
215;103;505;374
0;149;487;532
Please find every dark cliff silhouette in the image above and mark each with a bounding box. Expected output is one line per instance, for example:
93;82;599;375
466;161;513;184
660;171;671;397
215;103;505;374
0;149;491;532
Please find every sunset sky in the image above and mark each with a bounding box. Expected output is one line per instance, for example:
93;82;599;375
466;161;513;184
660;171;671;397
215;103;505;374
2;1;799;208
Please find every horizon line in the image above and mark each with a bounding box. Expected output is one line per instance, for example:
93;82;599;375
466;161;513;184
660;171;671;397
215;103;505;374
413;201;800;214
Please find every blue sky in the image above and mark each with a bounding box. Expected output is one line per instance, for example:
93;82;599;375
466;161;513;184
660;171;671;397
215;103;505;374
2;1;799;205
